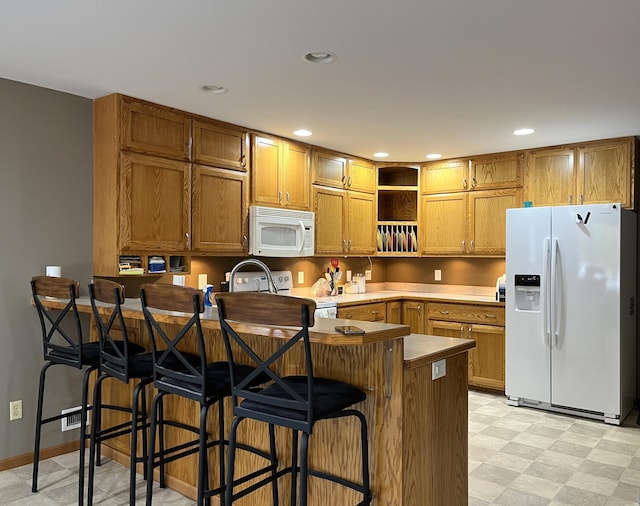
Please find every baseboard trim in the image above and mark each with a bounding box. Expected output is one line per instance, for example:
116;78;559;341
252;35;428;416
0;441;80;472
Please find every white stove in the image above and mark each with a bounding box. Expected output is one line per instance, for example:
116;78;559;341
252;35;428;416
231;270;337;318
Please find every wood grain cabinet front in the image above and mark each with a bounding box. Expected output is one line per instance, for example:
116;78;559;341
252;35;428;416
402;301;426;334
311;149;376;194
252;134;310;210
337;302;387;322
192;118;249;171
427;302;505;391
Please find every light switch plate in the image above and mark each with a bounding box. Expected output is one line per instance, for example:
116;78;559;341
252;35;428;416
432;359;446;380
298;271;304;284
434;269;442;281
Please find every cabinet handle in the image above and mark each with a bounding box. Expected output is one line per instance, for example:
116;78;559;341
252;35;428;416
278;191;283;203
240;154;247;168
345;314;353;319
188;136;193;159
468;325;472;337
462;240;466;252
348;239;352;250
342;239;347;252
371;310;379;315
348;176;353;187
569;195;573;205
470;240;474;251
439;310;449;315
185;232;190;248
341;175;346;185
286;191;290;203
580;193;584;204
471;177;477;188
485;314;497;319
417;305;421;313
463;178;468;189
242;235;248;249
460;325;464;338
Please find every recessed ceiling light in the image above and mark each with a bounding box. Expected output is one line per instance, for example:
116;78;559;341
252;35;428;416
373;152;389;158
426;153;442;159
303;51;336;64
293;129;312;137
199;84;227;94
513;128;534;136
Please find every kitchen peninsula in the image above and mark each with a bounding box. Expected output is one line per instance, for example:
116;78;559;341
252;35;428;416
40;295;474;505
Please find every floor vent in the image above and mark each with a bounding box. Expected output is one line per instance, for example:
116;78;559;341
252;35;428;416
61;405;90;432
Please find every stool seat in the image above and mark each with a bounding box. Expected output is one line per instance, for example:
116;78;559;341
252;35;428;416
241;376;367;421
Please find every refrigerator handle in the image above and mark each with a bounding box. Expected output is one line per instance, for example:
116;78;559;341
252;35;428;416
543;238;551;345
551;237;560;347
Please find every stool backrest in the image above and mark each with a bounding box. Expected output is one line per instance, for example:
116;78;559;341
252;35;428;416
89;278;132;382
31;275;84;368
215;292;317;429
140;283;207;399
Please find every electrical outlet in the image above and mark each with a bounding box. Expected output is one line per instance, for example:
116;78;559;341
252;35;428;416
298;271;304;284
9;400;22;421
434;269;442;281
432;359;446;380
346;270;352;282
364;269;372;281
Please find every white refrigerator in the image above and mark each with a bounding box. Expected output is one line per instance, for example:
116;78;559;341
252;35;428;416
506;203;637;424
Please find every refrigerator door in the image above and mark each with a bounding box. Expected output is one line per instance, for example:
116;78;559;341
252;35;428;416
506;207;552;403
550;204;621;414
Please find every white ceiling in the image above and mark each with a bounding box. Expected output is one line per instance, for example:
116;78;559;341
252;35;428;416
2;0;639;161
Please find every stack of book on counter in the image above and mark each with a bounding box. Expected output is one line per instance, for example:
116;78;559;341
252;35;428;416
148;256;166;274
119;255;144;275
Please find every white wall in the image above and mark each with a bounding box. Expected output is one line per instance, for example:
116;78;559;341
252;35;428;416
0;78;93;460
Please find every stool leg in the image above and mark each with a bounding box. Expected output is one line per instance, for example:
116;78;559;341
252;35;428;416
225;416;243;505
217;401;225;505
290;430;299;506
78;365;96;506
146;392;163;506
87;373;108;506
197;403;209;506
299;432;309;506
268;423;279;505
32;362;54;492
158;395;166;489
130;378;149;506
357;411;371;505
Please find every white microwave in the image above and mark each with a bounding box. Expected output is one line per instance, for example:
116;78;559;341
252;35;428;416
249;206;315;257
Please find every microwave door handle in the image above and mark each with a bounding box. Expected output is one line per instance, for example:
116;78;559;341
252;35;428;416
298;220;306;255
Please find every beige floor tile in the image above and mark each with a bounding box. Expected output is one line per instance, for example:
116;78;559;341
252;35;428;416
577;459;625;481
524;461;574;484
595;438;638;456
525;423;565;440
510;473;564;500
611;480;640;503
549;440;593;458
495;487;551;505
469;433;509;451
512;432;556;450
536;449;585;471
470;463;520;486
480;425;521;441
468;475;508;502
485;452;535;474
493;417;532;432
565;471;619;496
558;429;601;448
620;467;640;486
501;441;546;460
553;485;608;505
588;449;634;468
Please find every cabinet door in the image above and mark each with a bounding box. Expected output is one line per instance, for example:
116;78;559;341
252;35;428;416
313;186;346;255
192;119;248;171
348;158;377;194
283;142;310;210
121;96;191;161
577;138;632;208
312;149;347;189
252;135;282;207
524;148;575;206
468;188;522;255
420;193;467;254
421;159;469;194
192;165;248;253
346;191;376;254
469;153;523;190
119;153;191;252
427;319;467;339
337;302;386;322
468;324;505;391
402;301;425;334
386;301;402;324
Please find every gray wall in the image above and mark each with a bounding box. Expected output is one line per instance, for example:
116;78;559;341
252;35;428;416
0;78;93;460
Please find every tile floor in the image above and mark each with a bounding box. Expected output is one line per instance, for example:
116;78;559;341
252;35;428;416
3;390;640;505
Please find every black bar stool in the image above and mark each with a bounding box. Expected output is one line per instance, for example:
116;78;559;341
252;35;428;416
87;278;154;505
140;283;277;505
216;292;372;506
31;275;100;505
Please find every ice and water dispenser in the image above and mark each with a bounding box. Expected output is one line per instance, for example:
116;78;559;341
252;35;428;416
514;274;541;311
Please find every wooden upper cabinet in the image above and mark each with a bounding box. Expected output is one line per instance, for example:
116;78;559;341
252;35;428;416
577;138;633;208
347;158;376;194
252;134;310;210
192;119;248;171
524;147;575;206
313;186;346;255
469;153;523;190
346;191;377;254
468;188;522;255
421;159;469;194
420;193;467;255
118;152;191;252
120;96;191;161
312;149;348;189
192;165;248;254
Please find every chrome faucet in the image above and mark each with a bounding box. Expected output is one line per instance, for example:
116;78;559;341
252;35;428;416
228;259;278;294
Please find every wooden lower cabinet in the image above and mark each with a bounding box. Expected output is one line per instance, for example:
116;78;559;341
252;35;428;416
386;301;402;324
337;302;386;322
402;301;426;333
427;302;505;391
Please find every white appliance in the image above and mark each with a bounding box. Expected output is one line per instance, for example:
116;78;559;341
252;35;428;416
231;270;337;319
506;203;637;425
249;206;314;257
